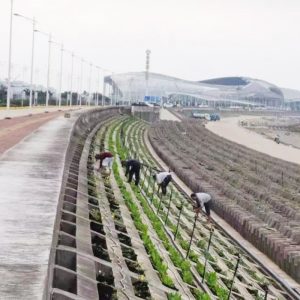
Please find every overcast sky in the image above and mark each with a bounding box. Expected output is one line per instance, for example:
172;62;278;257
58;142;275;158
0;0;300;91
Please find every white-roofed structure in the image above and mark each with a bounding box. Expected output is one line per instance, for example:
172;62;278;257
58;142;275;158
104;72;300;110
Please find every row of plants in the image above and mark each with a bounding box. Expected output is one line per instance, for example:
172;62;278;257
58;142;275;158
87;132;118;300
121;118;272;300
120;120;236;300
95;122;159;299
107;122;178;292
110;119;214;300
148;120;299;289
137;120;272;290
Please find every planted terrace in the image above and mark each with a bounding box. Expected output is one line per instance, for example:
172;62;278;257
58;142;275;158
148;119;300;286
49;110;299;300
106;117;298;300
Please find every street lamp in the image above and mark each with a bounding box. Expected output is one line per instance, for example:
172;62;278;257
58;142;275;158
88;62;92;106
79;58;84;106
96;66;101;106
48;40;63;107
14;13;36;108
70;52;74;107
6;0;14;109
58;44;64;107
63;49;75;106
102;71;106;106
35;30;52;107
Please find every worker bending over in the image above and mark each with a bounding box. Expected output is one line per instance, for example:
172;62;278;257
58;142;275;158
95;151;114;174
153;171;172;195
121;159;141;186
190;192;212;222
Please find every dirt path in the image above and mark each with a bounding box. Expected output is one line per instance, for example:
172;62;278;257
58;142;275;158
0;111;65;156
206;116;300;165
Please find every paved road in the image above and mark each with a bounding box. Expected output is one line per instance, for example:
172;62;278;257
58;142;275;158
0;107;88;156
0;111;65;156
206;116;300;165
0;106;81;120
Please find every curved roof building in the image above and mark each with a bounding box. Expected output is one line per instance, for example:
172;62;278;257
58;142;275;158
105;72;300;109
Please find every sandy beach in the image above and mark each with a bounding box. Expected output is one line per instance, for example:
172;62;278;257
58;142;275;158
206;116;300;165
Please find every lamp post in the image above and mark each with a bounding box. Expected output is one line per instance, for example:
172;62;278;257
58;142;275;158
58;44;64;107
63;49;75;106
79;58;84;106
35;30;52;107
49;40;64;106
111;72;114;106
145;49;151;102
14;13;36;108
88;63;92;106
6;0;14;109
46;34;52;107
102;71;106;106
96;66;100;106
69;52;74;107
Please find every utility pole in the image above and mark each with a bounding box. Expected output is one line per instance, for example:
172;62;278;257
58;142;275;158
70;52;74;107
29;18;36;108
79;58;84;106
46;34;52;107
58;44;64;107
88;63;92;106
6;0;14;109
145;49;151;102
14;13;37;108
102;74;106;106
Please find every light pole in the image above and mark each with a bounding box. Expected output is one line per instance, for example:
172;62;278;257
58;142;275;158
35;30;52;107
102;72;106;106
145;49;151;102
79;58;84;106
69;52;74;107
58;44;64;107
61;49;75;106
110;72;114;106
14;13;36;108
6;0;14;109
46;34;52;107
88;62;92;106
49;40;63;106
96;66;100;106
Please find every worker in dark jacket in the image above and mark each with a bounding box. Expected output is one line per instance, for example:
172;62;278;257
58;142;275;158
153;171;172;195
122;159;141;186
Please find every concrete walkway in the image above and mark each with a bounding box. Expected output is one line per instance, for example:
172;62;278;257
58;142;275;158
206;116;300;165
0;106;83;120
0;113;77;299
159;108;181;121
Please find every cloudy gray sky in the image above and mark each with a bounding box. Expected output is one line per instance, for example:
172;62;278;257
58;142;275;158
0;0;300;91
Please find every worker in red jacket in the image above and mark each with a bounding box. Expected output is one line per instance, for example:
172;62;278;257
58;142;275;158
95;151;114;170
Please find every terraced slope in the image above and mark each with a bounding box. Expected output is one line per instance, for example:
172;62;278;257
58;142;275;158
49;113;299;300
148;119;300;286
